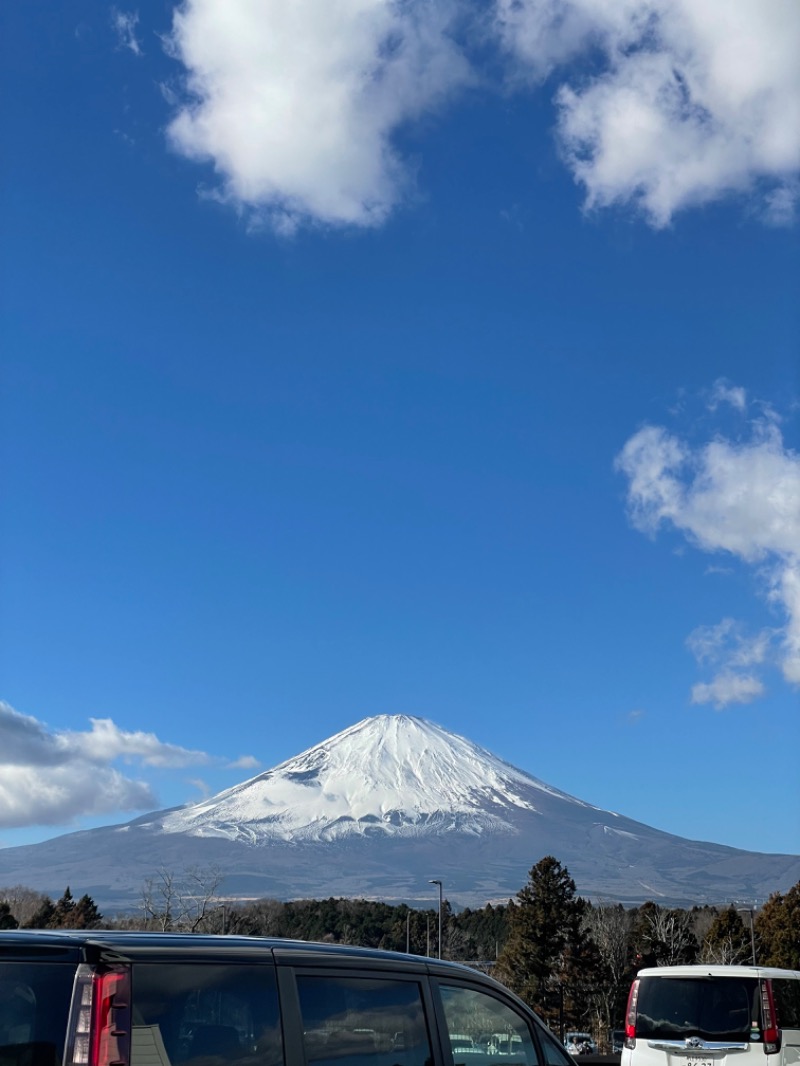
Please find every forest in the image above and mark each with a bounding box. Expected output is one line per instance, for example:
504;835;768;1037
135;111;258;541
2;857;798;1052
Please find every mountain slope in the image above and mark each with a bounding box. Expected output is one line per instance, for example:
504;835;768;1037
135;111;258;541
1;714;797;911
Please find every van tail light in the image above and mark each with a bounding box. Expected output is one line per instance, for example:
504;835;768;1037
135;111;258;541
65;964;132;1066
760;979;781;1055
624;979;640;1049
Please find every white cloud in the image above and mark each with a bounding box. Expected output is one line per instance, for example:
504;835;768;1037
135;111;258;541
165;0;472;231
0;765;155;830
0;702;212;829
772;557;800;685
112;9;143;56
493;0;800;226
615;390;800;706
160;0;800;230
556;1;799;226
690;673;765;710
61;717;210;768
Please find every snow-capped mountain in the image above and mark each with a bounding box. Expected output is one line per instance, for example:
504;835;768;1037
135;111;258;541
1;714;798;912
154;715;583;842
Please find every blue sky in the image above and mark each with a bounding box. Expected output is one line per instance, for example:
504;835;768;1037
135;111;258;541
1;0;798;869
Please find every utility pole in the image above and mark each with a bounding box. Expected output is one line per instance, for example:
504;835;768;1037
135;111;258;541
736;906;757;964
429;879;443;960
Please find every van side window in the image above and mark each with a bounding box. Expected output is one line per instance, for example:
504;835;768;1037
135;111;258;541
535;1029;572;1066
295;975;433;1066
438;985;539;1066
131;964;283;1066
773;980;800;1030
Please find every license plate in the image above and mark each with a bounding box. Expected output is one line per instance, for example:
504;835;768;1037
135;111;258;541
683;1057;713;1066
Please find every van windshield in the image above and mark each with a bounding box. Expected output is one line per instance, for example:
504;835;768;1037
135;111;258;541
635;977;759;1042
0;962;77;1066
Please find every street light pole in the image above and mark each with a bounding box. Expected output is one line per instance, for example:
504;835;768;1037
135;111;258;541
429;879;443;960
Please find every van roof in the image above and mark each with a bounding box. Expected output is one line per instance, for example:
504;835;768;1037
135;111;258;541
635;964;800;979
0;929;490;980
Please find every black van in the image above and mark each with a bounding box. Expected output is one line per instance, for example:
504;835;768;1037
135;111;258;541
0;931;573;1066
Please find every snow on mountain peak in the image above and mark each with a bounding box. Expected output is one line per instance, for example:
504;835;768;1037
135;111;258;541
157;714;578;844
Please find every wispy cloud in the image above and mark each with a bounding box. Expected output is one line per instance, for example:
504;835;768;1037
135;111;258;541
690;673;765;710
111;8;143;56
686;618;774;668
0;701;212;829
708;378;747;413
615;388;800;707
228;755;260;770
162;0;800;232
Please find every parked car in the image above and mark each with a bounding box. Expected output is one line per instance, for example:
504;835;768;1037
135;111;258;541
0;930;575;1066
565;1033;597;1055
621;965;800;1066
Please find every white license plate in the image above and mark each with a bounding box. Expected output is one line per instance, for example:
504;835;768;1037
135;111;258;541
683;1057;713;1066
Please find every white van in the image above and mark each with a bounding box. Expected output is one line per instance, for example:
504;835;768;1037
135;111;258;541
621;966;800;1066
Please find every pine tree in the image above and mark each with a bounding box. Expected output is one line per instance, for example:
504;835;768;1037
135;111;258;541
51;887;76;928
755;882;800;969
0;901;18;929
493;856;594;1033
23;897;55;929
72;893;103;929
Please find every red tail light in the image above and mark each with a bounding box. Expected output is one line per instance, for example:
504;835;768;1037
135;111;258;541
66;965;131;1066
624;979;640;1048
760;979;781;1055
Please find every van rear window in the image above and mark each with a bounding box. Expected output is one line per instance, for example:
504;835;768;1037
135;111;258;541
635;977;759;1041
0;962;76;1066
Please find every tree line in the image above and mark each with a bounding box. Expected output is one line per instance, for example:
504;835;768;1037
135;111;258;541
2;857;799;1050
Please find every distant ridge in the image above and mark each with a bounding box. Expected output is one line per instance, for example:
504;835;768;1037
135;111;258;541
1;714;797;911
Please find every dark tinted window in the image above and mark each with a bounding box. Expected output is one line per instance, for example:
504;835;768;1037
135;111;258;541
0;962;75;1066
635;977;759;1041
438;984;539;1066
296;975;432;1066
773;979;800;1029
131;964;282;1066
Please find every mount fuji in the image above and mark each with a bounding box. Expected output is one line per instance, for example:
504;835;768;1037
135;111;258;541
1;714;798;911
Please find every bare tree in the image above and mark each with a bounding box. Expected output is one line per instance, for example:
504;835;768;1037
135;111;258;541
584;904;631;1028
639;904;697;965
583;903;632;1042
0;885;52;927
140;865;225;932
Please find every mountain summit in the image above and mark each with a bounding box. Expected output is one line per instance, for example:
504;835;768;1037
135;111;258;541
154;714;584;843
1;714;798;911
